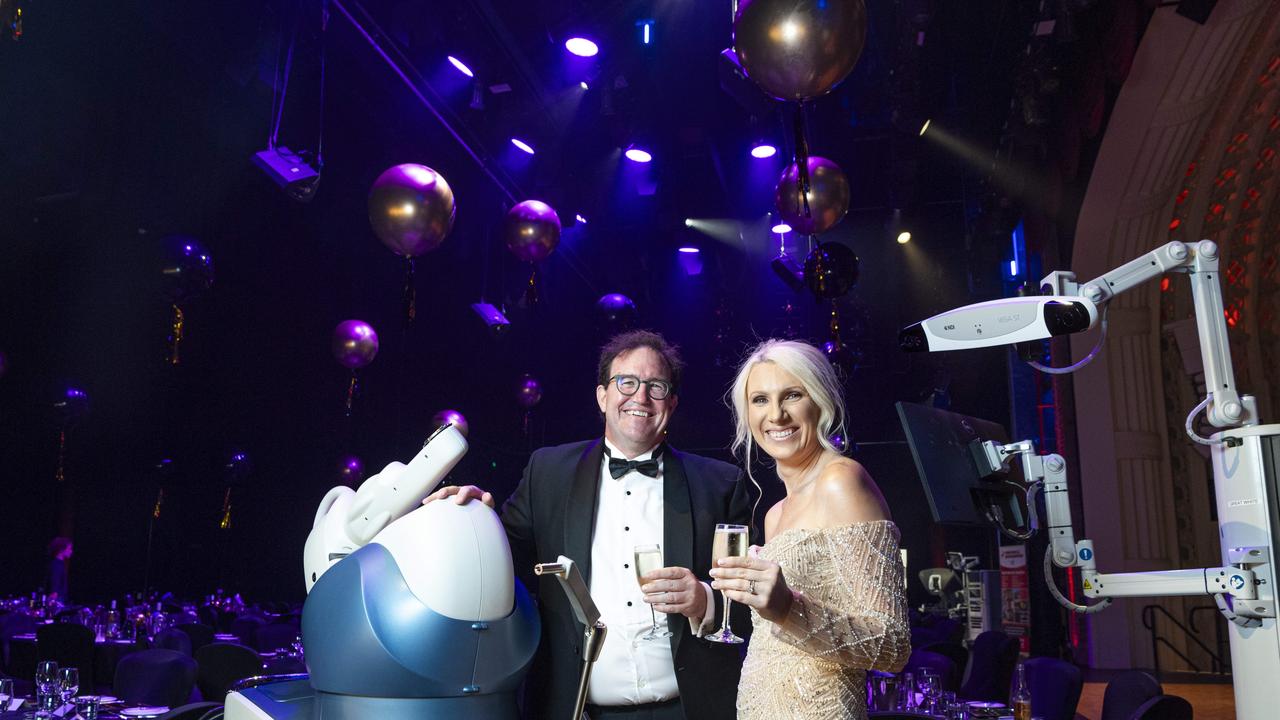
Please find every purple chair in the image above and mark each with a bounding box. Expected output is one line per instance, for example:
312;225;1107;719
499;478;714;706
175;623;216;653
155;627;194;656
959;630;1020;702
113;649;198;708
251;622;299;653
1019;657;1083;720
1131;694;1193;720
36;623;95;678
904;648;959;692
1100;670;1162;720
194;642;262;701
920;641;969;681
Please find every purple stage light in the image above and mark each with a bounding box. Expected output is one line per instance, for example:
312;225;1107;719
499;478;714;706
624;147;653;163
677;246;700;254
564;37;599;57
511;138;535;155
751;143;777;159
772;223;792;234
447;55;474;78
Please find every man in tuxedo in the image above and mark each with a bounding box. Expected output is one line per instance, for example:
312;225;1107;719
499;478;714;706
428;330;752;720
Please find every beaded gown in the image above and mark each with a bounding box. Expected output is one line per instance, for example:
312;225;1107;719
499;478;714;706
736;520;911;720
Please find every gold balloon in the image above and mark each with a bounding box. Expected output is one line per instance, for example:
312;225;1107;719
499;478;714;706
368;164;456;257
503;200;561;263
775;157;850;235
734;0;868;101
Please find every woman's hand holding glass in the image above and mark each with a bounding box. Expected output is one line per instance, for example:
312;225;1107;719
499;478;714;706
709;546;794;623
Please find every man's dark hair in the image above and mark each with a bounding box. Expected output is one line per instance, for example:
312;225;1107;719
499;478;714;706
597;330;684;394
48;537;71;557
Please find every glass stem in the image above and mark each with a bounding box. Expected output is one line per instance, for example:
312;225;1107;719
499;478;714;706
650;605;660;633
722;591;734;635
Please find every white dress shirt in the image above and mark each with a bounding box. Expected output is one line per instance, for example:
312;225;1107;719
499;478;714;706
585;439;716;706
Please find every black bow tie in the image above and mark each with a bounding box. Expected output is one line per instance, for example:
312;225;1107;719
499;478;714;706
606;446;663;479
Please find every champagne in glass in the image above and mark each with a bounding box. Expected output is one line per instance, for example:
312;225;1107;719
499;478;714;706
705;523;749;644
633;544;672;641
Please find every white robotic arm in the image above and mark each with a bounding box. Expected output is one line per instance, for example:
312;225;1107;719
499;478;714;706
303;423;468;592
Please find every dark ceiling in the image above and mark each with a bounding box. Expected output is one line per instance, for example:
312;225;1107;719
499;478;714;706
0;0;1090;603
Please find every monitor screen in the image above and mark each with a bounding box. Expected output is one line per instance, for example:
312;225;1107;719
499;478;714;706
895;401;1028;526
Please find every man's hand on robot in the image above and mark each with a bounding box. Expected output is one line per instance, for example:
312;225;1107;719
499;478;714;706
640;566;707;621
422;484;494;508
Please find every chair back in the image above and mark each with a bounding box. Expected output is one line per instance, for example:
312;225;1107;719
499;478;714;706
174;623;216;653
1131;694;1193;720
958;630;1019;702
155;628;194;656
194;642;262;701
903;648;958;692
35;622;95;677
1020;656;1083;720
1100;670;1162;720
252;621;299;653
113;648;198;708
920;641;969;682
228;615;265;642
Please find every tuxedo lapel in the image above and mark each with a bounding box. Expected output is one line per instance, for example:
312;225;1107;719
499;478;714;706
662;447;694;649
563;439;604;585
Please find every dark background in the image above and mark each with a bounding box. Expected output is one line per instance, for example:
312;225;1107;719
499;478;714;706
0;0;1093;610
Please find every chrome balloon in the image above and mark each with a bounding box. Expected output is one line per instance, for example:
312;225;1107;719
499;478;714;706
733;0;868;102
368;164;456;257
503;200;561;263
776;157;851;235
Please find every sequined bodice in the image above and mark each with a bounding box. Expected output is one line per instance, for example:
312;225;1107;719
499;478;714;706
736;521;910;720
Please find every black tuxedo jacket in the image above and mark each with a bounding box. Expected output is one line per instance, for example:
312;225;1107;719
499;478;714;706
501;438;753;720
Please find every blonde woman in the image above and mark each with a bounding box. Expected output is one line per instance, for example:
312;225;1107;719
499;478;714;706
710;339;910;719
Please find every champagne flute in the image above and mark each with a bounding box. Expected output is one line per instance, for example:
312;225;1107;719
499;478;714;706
633;544;673;641
705;523;749;644
34;660;57;718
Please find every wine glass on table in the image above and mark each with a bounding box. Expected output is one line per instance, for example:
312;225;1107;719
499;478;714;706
705;523;749;644
633;544;673;642
57;667;79;712
33;660;58;718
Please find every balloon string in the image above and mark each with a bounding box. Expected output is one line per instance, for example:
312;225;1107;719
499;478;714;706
153;487;165;520
525;265;539;306
829;299;841;345
792;103;813;220
55;429;66;483
403;258;416;322
523;409;531;436
220;487;233;530
169;304;185;365
346;372;357;415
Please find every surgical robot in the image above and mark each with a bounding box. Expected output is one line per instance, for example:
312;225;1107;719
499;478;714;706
224;423;540;720
900;240;1278;719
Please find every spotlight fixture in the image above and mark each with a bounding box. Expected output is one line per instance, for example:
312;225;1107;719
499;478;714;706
469;81;485;110
470;302;511;336
772;223;792;234
511;138;535;155
580;81;589;90
637;19;654;45
771;253;806;292
897;231;912;244
684;218;694;227
564;37;599;57
575;214;587;224
677;246;700;254
624;146;653;163
447;55;474;78
252;146;320;202
750;143;778;159
919;119;931;136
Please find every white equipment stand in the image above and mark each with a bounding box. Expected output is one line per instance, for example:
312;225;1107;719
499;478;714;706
903;240;1279;719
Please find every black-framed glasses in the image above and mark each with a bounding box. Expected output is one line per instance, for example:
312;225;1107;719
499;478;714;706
608;374;673;400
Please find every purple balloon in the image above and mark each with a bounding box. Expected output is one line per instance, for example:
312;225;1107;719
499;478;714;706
339;455;365;485
368;164;457;257
515;374;543;409
53;387;90;425
597;293;637;327
332;320;380;370
432;409;470;438
503;200;561;263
